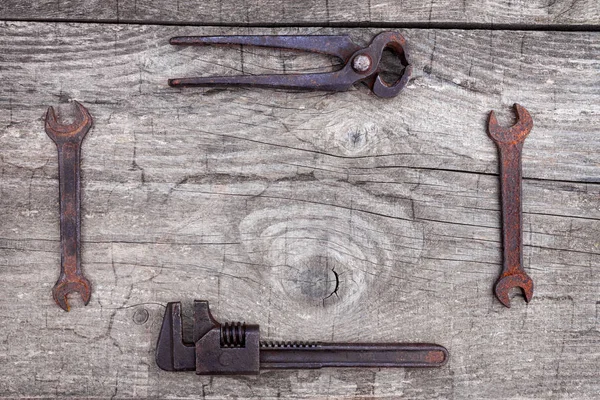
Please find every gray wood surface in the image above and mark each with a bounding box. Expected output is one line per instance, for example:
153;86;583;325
1;0;600;26
0;22;599;399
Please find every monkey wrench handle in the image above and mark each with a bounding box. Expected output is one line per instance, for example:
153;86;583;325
488;104;534;308
45;102;92;311
260;343;447;369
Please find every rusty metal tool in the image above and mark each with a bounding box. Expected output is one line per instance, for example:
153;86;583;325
156;300;448;374
45;101;93;311
168;31;412;98
487;103;534;307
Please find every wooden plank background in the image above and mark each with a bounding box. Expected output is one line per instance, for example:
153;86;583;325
0;3;599;399
1;0;599;26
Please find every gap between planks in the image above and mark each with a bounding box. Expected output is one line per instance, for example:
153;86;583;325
1;17;600;32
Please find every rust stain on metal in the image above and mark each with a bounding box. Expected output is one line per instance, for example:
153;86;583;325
156;300;448;375
425;350;447;364
487;103;534;308
168;32;412;98
45;101;93;311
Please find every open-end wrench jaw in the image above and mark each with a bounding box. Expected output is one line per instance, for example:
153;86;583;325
494;274;534;308
487;103;533;145
52;278;92;312
45;101;93;144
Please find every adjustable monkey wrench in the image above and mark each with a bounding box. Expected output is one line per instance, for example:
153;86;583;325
487;103;534;307
156;300;448;374
45;101;93;311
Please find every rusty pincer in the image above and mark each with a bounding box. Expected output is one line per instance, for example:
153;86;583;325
487;103;534;307
169;31;412;98
45;101;93;311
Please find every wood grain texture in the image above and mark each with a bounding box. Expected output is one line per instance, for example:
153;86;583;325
0;23;598;399
1;0;600;27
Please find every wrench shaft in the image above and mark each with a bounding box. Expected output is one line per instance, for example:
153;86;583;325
498;142;524;277
56;142;83;279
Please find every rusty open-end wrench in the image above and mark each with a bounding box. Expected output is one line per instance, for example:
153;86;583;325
45;101;93;311
487;103;534;307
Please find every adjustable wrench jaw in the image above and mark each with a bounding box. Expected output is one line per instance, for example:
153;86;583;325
195;325;261;375
155;301;260;374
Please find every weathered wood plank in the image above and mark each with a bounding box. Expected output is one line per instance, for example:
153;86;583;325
0;23;598;399
1;0;599;27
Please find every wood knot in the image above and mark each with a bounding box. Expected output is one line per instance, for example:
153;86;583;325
340;122;377;153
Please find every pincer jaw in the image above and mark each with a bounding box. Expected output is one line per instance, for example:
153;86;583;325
52;278;92;312
494;274;534;308
372;64;413;98
44;101;93;143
